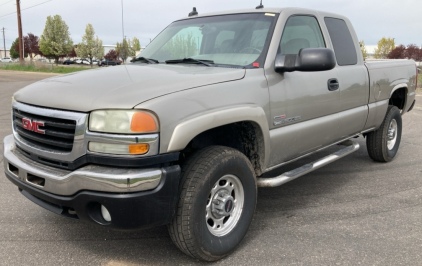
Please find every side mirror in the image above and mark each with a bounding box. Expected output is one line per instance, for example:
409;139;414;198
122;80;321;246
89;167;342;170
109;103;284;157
274;48;336;73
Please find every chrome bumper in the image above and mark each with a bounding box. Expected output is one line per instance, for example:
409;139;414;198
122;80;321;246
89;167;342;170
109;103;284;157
3;135;162;196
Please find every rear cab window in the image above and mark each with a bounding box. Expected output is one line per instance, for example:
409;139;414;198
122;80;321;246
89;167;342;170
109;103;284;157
324;17;357;66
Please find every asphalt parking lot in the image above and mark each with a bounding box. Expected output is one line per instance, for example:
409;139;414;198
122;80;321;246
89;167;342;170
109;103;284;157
0;70;422;266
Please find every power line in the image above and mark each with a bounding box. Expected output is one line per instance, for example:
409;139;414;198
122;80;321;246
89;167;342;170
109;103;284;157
0;0;53;19
0;0;13;7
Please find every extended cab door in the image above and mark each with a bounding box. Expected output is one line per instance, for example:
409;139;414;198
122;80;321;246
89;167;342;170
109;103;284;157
323;17;369;139
264;13;342;168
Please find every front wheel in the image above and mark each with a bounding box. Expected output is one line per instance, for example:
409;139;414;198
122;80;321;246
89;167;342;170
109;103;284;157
168;146;257;261
366;105;402;162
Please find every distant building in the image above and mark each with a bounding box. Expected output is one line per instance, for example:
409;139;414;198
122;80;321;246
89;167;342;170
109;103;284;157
103;44;117;55
0;49;10;58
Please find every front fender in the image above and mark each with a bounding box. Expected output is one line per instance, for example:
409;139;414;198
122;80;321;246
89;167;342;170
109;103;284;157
167;105;271;168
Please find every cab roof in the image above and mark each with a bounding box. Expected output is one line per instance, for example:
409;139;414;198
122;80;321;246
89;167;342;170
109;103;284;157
176;7;346;22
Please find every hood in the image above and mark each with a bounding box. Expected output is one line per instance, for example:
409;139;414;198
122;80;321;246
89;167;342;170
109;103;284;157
14;64;245;112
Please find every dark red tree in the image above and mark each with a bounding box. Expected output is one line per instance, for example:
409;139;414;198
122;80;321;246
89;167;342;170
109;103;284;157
25;33;40;59
405;44;421;61
104;49;119;61
387;45;406;59
14;33;41;60
67;46;77;58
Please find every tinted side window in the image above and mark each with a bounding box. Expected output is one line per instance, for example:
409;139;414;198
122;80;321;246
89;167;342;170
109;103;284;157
324;17;357;66
279;16;325;55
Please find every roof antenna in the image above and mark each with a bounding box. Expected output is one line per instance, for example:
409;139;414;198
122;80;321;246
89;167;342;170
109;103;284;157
189;7;198;17
256;0;264;9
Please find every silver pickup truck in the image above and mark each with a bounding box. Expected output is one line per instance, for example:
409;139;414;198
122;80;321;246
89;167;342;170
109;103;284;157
3;6;417;261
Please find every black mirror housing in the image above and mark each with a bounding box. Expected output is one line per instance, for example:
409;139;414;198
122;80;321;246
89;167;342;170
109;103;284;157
275;48;336;73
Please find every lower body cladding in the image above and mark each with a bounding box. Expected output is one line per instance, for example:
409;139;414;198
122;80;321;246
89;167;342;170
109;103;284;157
3;135;181;230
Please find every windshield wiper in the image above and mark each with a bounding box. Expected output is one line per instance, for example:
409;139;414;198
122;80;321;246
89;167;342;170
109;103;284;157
131;57;159;64
165;58;214;67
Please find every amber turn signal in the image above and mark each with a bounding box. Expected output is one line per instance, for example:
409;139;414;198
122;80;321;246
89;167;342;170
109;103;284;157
129;144;149;154
131;112;158;133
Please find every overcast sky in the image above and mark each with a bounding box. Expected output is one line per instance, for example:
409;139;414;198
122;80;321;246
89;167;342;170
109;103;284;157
0;0;421;51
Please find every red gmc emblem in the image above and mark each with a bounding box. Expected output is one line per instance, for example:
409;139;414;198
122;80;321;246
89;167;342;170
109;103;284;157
22;117;45;134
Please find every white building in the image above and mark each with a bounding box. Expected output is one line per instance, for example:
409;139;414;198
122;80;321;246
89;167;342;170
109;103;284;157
0;49;10;58
103;44;117;55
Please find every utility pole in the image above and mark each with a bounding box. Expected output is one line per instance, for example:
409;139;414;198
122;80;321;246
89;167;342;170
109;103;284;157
2;27;6;57
121;0;125;62
16;0;23;62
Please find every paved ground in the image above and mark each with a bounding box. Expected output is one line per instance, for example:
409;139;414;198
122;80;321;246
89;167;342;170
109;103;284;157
0;70;422;266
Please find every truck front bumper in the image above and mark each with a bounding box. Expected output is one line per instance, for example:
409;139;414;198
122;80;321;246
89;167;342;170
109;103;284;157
3;135;181;230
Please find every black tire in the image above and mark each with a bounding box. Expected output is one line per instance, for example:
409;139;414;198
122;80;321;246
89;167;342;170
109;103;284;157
168;146;257;261
366;105;402;162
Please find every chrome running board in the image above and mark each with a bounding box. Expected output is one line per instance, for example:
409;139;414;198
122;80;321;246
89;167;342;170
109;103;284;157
256;140;360;188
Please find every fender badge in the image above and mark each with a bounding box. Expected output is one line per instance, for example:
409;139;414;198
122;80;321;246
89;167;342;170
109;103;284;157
274;115;286;120
274;116;301;126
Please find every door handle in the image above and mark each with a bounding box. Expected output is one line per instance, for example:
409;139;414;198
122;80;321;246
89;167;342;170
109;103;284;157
328;78;339;91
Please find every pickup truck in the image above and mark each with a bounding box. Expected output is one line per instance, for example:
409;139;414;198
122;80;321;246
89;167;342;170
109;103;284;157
98;59;121;66
3;7;417;261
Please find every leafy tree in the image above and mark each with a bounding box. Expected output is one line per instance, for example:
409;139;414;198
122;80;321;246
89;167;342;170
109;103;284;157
116;38;135;63
24;33;40;61
161;32;197;59
39;15;74;65
405;44;421;61
10;38;20;59
11;37;29;59
132;37;141;51
374;37;395;59
387;44;406;59
359;40;368;60
104;49;119;61
76;24;104;67
68;46;77;58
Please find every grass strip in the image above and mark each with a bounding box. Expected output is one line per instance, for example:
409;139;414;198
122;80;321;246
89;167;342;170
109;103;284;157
1;64;90;74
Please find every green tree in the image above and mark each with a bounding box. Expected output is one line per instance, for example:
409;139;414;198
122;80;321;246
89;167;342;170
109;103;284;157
359;40;368;60
9;38;20;59
374;37;395;59
76;24;104;67
10;37;29;59
162;32;197;59
39;15;73;65
132;37;141;52
116;38;135;63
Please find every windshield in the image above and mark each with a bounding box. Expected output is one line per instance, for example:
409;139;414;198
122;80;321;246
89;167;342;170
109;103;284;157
137;13;277;68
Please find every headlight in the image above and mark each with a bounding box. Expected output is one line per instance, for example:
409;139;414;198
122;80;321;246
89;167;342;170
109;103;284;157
89;110;159;134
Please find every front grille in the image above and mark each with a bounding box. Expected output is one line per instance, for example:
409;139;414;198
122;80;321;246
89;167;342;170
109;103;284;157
13;108;76;152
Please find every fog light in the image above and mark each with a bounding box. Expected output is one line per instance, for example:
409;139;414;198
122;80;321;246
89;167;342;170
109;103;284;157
101;205;111;222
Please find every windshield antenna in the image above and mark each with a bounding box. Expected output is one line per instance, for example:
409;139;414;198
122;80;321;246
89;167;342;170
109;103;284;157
256;0;264;9
189;7;198;17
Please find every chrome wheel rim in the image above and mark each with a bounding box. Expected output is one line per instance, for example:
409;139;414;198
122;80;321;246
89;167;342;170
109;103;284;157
387;119;398;150
206;174;244;237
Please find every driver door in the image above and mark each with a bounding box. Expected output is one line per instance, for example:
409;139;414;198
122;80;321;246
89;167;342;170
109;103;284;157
265;15;341;168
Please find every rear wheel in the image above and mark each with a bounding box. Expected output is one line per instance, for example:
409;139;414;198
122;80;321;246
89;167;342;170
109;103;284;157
366;105;402;162
168;146;257;261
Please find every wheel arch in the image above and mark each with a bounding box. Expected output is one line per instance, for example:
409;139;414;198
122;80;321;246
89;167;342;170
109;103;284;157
167;106;270;175
389;84;408;111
